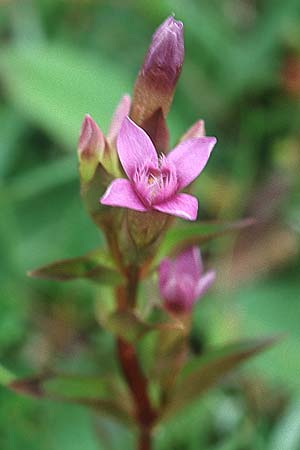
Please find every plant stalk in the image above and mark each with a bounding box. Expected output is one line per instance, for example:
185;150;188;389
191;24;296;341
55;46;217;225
115;266;156;449
138;428;151;450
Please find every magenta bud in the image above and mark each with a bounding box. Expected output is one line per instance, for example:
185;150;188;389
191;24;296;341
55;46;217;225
78;114;105;182
159;247;216;315
131;16;184;126
143;16;184;90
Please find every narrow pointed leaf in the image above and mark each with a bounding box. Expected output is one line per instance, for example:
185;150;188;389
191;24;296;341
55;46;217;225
160;336;279;422
157;218;255;262
9;372;133;425
28;248;123;285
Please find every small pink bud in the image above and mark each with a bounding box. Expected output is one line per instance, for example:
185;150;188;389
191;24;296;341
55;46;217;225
158;247;216;315
130;16;184;131
78;114;105;182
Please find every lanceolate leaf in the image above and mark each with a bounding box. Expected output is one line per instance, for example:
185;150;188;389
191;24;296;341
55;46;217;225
28;248;123;285
160;336;279;422
156;218;255;262
9;372;133;425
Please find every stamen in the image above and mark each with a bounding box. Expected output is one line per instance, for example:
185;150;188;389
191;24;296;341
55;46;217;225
133;157;178;206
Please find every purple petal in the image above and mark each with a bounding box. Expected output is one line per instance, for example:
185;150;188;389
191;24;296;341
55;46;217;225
195;270;216;299
174;247;203;281
154;193;198;220
100;178;147;212
143;16;184;87
107;95;131;145
117;117;158;179
163;276;196;315
158;258;173;291
167;137;217;190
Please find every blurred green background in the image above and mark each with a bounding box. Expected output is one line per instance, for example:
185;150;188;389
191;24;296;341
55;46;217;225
0;0;299;449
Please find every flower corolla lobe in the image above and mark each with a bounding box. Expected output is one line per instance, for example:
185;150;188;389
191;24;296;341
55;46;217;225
100;117;217;221
159;247;216;315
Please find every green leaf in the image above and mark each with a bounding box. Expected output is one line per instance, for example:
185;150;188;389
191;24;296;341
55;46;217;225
103;310;184;343
9;372;133;425
0;364;16;386
156;218;254;262
160;336;278;422
28;248;123;285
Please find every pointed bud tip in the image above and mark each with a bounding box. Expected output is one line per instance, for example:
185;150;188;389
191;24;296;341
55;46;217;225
107;94;131;145
142;15;184;88
157;15;183;34
78;114;104;158
78;114;105;182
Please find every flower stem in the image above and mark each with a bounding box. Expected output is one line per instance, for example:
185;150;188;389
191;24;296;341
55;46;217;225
116;272;156;449
138;428;151;450
117;338;156;428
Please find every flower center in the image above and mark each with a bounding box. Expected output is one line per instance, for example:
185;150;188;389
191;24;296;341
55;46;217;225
163;273;196;313
132;156;178;206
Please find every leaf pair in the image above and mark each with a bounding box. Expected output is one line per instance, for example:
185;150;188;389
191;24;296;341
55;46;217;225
7;337;279;426
28;218;254;284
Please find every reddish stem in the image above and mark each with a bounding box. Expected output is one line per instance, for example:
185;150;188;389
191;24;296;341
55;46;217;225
117;338;156;428
116;271;156;449
138;428;151;450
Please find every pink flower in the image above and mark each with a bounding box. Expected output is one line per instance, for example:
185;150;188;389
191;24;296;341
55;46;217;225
159;247;216;315
100;117;216;220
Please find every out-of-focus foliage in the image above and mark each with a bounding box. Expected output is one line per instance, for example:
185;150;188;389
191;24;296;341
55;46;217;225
0;0;299;449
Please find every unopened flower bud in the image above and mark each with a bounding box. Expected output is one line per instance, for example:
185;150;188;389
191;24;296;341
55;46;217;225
159;247;215;315
131;16;184;126
78;114;105;183
102;95;131;177
107;95;131;147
